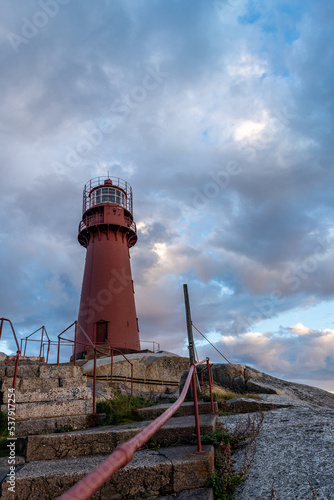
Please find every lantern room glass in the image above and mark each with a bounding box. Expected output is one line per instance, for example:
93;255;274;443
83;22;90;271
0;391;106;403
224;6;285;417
91;187;126;207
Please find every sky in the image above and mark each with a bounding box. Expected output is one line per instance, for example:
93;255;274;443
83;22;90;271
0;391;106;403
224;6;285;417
1;0;334;392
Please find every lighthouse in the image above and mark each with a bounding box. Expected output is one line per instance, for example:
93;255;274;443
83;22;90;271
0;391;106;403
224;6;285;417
77;176;140;355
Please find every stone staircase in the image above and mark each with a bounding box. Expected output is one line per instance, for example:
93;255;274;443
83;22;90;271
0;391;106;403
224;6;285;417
0;398;218;499
0;357;100;436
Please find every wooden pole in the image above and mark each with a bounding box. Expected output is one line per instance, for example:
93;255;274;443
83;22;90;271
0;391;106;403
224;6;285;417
183;284;195;364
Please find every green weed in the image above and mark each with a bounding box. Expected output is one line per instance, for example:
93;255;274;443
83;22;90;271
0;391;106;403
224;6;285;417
97;393;153;425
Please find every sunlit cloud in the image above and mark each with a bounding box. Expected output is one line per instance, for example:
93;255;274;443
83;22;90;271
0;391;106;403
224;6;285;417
1;0;334;392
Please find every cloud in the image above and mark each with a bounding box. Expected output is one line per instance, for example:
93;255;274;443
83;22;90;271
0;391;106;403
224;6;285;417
288;322;312;335
1;0;334;390
194;323;334;390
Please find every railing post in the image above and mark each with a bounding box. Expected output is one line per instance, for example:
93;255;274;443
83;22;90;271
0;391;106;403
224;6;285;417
206;358;214;414
24;338;28;357
57;337;60;365
110;350;113;384
73;322;77;367
46;340;51;365
191;363;202;453
131;364;133;396
0;318;3;341
93;349;96;415
13;352;20;392
39;328;44;358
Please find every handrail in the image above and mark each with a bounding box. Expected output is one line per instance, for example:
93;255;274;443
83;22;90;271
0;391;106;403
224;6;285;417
140;340;160;352
0;317;20;351
57;321;134;411
0;318;21;391
58;358;214;500
20;326;51;363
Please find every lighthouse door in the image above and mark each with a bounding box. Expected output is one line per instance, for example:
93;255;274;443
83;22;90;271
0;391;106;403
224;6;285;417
95;321;108;345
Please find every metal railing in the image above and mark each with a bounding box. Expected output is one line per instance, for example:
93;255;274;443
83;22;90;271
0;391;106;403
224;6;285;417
18;320;135;413
59;357;214;500
57;321;134;412
79;212;104;233
78;210;137;248
82;176;133;215
0;318;215;499
20;326;51;363
0;318;21;392
140;340;161;352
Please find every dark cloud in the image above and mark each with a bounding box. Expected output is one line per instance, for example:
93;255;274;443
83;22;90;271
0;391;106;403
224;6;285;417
1;0;334;391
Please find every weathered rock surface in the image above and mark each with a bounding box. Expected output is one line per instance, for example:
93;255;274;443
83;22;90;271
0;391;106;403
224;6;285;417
220;406;334;499
83;351;189;394
180;363;334;499
180;363;334;409
222;397;290;413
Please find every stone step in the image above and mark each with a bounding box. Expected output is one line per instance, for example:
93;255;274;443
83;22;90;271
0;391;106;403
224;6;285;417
38;364;84;379
15;413;105;437
3;375;88;392
138;401;218;419
2;377;59;393
0;445;214;499
9;386;92;404
154;488;214;499
5;363;41;379
4;363;84;379
22;414;218;462
1;398;93;420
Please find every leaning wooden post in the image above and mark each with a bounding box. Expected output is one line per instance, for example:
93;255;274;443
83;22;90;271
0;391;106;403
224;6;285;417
183;284;195;364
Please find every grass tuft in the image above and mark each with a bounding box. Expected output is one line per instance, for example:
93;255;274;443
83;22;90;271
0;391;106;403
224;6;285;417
97;393;153;425
202;384;263;403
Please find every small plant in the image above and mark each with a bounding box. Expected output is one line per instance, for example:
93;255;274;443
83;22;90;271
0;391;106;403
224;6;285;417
207;442;245;499
97;393;153;425
206;412;264;499
202;384;263;404
54;424;78;433
308;480;318;499
202;429;241;449
0;410;9;457
0;410;8;438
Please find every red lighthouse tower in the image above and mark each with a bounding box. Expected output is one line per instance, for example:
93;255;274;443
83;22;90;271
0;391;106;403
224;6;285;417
77;176;140;355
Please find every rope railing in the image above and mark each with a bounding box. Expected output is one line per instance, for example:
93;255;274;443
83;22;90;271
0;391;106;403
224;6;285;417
58;357;214;500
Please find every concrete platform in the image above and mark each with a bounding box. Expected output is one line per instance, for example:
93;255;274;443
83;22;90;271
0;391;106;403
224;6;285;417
22;414;218;462
0;445;214;500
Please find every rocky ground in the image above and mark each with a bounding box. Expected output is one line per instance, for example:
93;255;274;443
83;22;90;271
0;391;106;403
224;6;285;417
215;368;334;500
